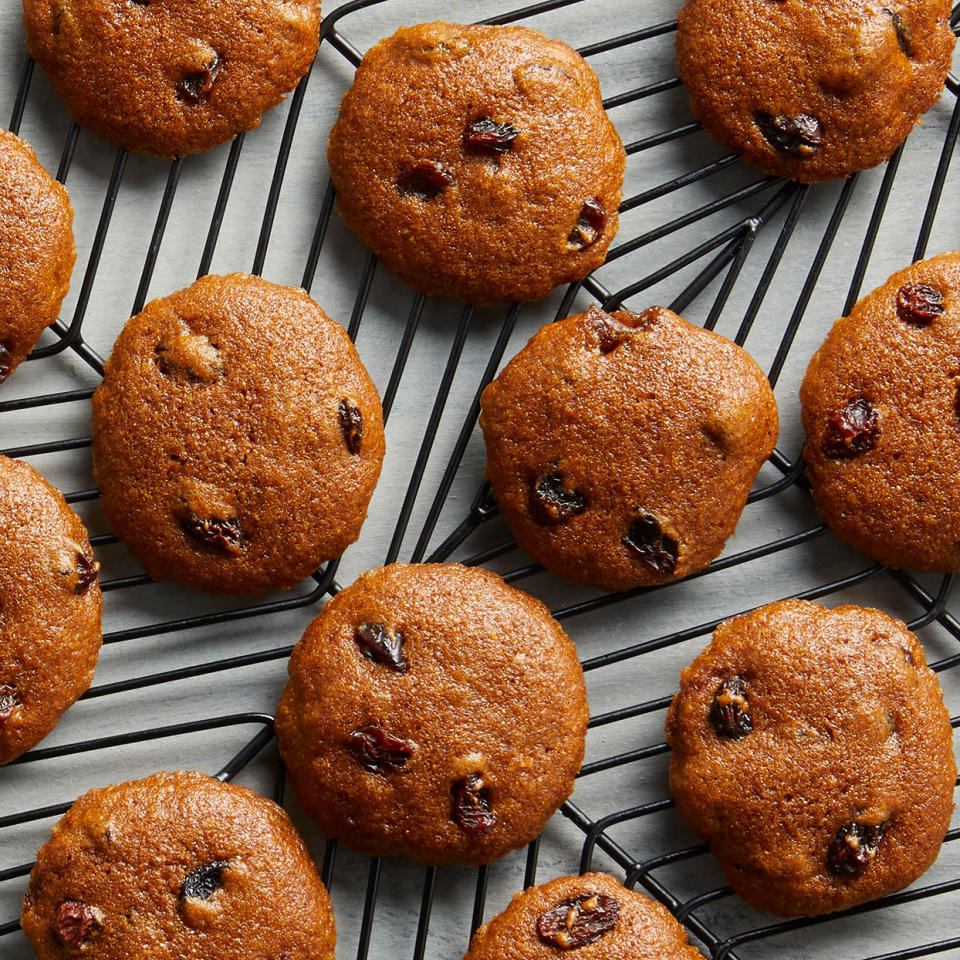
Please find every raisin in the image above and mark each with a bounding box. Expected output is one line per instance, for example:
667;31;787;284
0;342;12;382
346;725;416;773
52;901;104;948
180;861;229;900
463;118;519;156
354;621;408;673
623;515;678;575
821;399;879;458
182;514;245;554
755;112;823;157
896;283;944;326
709;676;752;739
568;199;606;249
338;399;364;455
884;8;912;56
0;685;19;727
585;307;635;354
529;472;587;526
397;161;453;198
828;821;885;877
75;552;99;595
177;53;221;103
451;773;497;835
536;893;621;949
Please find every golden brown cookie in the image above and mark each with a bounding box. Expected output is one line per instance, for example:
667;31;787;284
91;273;384;595
675;0;956;182
22;0;323;157
21;770;336;960
275;562;588;865
665;599;956;917
463;873;705;960
327;21;625;306
0;455;101;765
0;129;75;384
479;306;779;592
801;250;960;571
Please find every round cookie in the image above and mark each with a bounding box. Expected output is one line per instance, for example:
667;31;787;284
327;21;625;306
675;0;956;182
21;770;336;960
22;0;323;157
479;305;779;592
91;272;384;595
665;599;956;917
275;562;588;865
0;129;75;384
801;250;960;571
0;455;101;765
463;872;705;960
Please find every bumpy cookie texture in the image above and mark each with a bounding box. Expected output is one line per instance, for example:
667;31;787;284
22;0;323;156
91;273;384;595
0;129;75;384
275;562;588;865
665;599;956;916
676;0;956;182
464;873;705;960
21;771;336;960
327;21;625;305
0;456;101;765
479;306;778;592
801;250;960;571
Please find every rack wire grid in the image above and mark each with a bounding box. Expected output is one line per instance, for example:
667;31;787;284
2;0;960;958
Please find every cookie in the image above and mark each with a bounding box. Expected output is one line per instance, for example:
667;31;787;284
0;129;75;384
665;599;956;917
675;0;956;182
801;250;960;571
275;562;588;865
464;872;705;960
479;305;779;592
91;273;384;595
327;21;625;306
21;770;336;959
0;455;101;765
22;0;323;157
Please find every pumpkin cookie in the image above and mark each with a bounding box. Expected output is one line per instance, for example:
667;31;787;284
666;599;956;916
275;562;589;865
327;21;625;305
91;273;384;595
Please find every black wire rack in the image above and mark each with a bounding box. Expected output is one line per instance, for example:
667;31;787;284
2;1;960;958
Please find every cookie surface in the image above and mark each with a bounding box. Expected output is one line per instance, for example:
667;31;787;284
665;599;956;917
676;0;955;182
327;21;625;306
21;770;336;960
275;562;588;865
801;250;960;571
91;272;384;595
479;306;779;592
464;872;704;960
0;129;75;384
0;455;101;765
22;0;323;156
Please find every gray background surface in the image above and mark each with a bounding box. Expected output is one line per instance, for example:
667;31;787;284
1;1;959;958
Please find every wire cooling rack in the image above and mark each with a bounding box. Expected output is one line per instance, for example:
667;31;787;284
2;1;960;958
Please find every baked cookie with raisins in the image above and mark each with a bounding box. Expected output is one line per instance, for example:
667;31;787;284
275;562;588;865
463;872;705;960
21;771;336;960
91;273;384;595
675;0;955;182
22;0;323;156
0;455;101;765
801;250;960;571
327;21;625;306
666;599;955;917
0;129;75;384
479;305;778;592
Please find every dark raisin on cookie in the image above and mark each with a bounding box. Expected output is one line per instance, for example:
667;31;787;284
755;112;823;157
0;684;19;726
896;283;944;326
529;472;587;526
397;160;453;198
354;621;408;673
52;901;104;948
827;821;885;877
623;514;678;574
338;399;364;454
567;198;606;249
75;552;99;595
181;514;245;554
177;53;222;103
346;725;416;773
536;892;620;949
709;675;752;739
180;861;229;901
451;773;497;835
463;118;519;156
821;399;879;458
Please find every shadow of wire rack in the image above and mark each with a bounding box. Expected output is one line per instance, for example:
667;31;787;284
2;0;960;958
